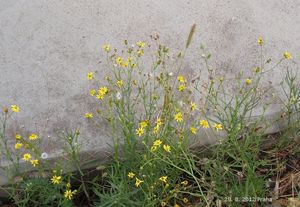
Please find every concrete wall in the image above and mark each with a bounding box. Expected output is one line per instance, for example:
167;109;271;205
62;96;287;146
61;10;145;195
0;0;299;167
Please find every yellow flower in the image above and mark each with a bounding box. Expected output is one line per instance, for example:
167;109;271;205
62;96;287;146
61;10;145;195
23;153;31;161
137;50;144;57
15;142;23;150
90;89;96;96
102;44;110;52
177;75;186;83
64;189;74;200
174;112;183;122
159;176;168;183
191;102;197;111
200;119;209;128
245;78;252;85
99;87;108;95
135;178;143;187
190;127;197;134
139;121;148;128
163;144;171;153
116;80;123;88
153;139;162;146
128;172;135;179
136;41;145;48
30;159;39;167
156;118;162;126
66;182;71;188
87;72;93;80
213;123;223;131
183;198;189;203
181;180;188;185
29;133;38;140
161;202;167;207
116;57;123;65
11;105;20;113
85;113;93;118
15;134;22;140
150;145;158;152
153;125;160;134
51;175;62;185
135;127;144;137
174;204;180;207
121;61;129;68
178;84;186;92
283;51;292;59
257;37;263;46
96;94;104;100
97;87;108;100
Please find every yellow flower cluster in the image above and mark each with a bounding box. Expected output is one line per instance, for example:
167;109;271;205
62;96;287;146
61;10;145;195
115;56;136;68
150;139;171;153
177;75;186;92
153;117;163;134
22;153;39;167
87;87;109;117
96;86;108;100
135;120;149;137
199;119;223;131
14;132;40;167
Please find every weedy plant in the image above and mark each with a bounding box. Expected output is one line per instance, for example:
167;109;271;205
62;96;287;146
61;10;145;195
84;26;298;207
0;108;78;206
0;25;299;207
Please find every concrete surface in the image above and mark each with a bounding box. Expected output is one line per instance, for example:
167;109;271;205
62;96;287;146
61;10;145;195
0;0;300;185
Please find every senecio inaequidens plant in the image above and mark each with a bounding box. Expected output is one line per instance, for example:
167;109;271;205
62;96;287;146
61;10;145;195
0;25;299;206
